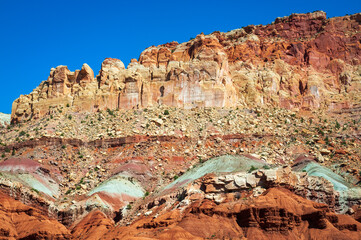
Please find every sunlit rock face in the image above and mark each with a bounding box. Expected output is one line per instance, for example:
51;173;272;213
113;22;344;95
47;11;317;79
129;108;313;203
11;11;361;123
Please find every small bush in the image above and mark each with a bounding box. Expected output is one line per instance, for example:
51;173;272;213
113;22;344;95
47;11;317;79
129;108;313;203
62;145;66;149
107;108;115;116
66;103;70;107
31;188;39;194
68;115;72;120
248;165;258;173
173;175;179;180
19;131;26;137
163;110;169;115
126;204;132;210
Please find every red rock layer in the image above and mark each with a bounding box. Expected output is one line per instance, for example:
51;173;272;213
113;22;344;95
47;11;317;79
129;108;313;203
1;186;361;239
0;192;70;239
71;188;361;240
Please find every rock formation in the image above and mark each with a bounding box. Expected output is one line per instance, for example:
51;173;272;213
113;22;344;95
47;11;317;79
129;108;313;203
2;159;361;239
0;192;70;239
11;11;361;123
1;11;361;240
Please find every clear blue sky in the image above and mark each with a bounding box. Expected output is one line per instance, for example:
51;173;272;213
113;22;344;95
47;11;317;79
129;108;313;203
0;0;360;114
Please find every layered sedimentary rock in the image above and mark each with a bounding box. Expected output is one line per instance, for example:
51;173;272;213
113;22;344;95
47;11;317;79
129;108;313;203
116;188;361;240
11;11;361;123
3;11;361;239
2;154;361;239
0;192;70;239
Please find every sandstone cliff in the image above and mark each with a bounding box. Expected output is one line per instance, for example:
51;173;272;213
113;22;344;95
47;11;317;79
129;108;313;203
11;11;361;123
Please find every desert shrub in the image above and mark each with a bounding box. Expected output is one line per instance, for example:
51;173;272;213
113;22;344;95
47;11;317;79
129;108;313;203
248;165;258;173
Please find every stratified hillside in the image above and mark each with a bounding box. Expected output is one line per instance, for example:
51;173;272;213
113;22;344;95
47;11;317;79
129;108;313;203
1;11;361;240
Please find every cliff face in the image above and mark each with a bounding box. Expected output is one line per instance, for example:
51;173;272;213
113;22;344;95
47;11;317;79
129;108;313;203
11;11;361;123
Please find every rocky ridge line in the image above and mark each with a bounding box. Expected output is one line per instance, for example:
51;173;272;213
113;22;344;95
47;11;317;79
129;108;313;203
11;11;361;123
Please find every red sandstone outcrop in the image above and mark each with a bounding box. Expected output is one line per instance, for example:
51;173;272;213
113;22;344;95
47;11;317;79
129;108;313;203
2;170;361;239
0;192;70;239
11;11;361;123
68;188;361;239
71;210;114;240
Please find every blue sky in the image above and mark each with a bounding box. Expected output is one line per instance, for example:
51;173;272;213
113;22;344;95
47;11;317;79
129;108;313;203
0;0;360;114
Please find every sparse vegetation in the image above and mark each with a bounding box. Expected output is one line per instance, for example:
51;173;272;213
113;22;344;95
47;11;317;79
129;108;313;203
31;188;40;194
107;108;115;116
248;165;258;173
19;130;26;137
